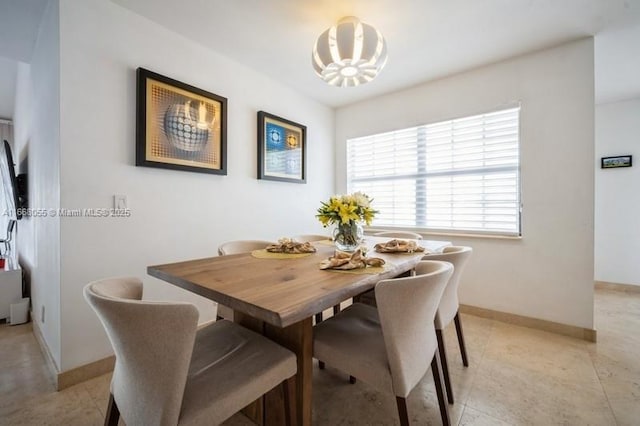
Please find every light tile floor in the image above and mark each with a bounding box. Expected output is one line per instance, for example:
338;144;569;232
0;288;638;425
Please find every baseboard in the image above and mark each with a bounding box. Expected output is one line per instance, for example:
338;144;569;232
31;314;60;387
595;281;640;293
459;304;597;342
31;312;115;390
57;355;115;390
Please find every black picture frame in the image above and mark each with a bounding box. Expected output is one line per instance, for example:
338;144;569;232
601;155;632;169
136;68;227;175
257;111;307;183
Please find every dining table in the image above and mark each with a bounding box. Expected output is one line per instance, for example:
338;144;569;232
147;236;451;426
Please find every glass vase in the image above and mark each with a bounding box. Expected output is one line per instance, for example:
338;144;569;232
333;221;364;252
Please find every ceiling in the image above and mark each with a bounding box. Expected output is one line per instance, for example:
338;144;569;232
0;0;639;117
111;0;640;107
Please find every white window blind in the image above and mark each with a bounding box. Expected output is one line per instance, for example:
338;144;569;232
347;107;521;236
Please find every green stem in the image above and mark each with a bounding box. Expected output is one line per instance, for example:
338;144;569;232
337;221;359;246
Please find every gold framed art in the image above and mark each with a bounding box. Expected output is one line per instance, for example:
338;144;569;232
136;68;227;175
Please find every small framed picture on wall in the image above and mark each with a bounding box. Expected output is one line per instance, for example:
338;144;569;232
257;111;307;183
601;155;632;169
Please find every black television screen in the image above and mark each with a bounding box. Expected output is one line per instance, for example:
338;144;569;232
0;140;21;220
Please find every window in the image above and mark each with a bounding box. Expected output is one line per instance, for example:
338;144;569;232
347;107;521;236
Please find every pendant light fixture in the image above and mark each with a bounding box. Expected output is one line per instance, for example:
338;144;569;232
312;16;388;87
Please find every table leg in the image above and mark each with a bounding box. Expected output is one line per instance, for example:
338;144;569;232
235;314;313;426
265;318;313;426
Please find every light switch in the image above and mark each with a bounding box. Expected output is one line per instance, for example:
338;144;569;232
114;194;128;210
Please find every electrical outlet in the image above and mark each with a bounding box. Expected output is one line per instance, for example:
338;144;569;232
41;305;45;323
114;194;128;210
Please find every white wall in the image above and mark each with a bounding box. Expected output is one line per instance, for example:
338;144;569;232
336;39;595;330
12;0;62;367
0;56;18;119
595;98;640;286
57;0;334;370
12;61;34;262
12;64;29;154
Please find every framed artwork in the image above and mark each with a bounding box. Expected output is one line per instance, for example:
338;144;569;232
136;68;227;175
257;111;307;183
601;155;632;169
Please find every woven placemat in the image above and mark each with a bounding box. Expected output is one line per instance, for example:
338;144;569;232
320;264;389;275
374;249;430;255
251;249;314;259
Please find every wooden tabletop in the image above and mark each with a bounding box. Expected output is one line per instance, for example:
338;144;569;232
148;237;450;328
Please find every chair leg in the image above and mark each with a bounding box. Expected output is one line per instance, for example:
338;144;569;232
431;351;451;426
317;308;343;371
105;393;120;426
436;329;454;404
315;312;326;372
395;396;410;426
282;376;295;426
454;312;469;367
349;375;356;384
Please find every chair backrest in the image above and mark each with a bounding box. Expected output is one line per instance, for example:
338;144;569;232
84;277;199;426
291;234;329;242
375;260;453;397
373;231;423;240
217;240;273;255
423;246;472;329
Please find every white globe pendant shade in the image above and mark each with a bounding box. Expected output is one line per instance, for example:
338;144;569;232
312;16;388;87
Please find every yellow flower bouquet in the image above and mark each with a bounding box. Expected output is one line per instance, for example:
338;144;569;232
316;192;378;251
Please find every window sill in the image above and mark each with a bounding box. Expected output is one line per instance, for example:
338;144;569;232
365;227;522;241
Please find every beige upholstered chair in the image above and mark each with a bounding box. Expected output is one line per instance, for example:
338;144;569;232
353;231;423;308
423;246;473;404
314;261;454;426
217;240;273;320
291;234;330;242
373;230;423;240
84;277;296;426
217;240;273;256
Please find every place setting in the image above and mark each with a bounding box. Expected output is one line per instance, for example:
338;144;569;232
251;238;318;259
373;239;435;254
318;248;387;274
